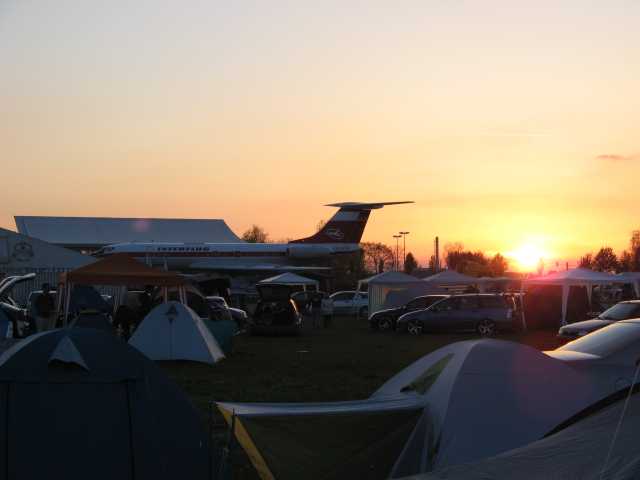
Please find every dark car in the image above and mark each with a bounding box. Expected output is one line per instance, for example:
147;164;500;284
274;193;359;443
206;296;249;329
557;300;640;342
249;285;302;335
369;295;449;332
397;294;517;336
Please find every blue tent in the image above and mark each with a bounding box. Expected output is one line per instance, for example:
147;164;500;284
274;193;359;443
0;328;210;480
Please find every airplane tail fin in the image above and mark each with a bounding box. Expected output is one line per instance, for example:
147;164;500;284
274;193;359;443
289;201;413;244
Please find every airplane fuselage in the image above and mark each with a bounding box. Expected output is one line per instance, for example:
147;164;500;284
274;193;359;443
98;242;359;271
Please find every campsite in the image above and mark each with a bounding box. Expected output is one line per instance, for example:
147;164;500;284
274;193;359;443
3;2;640;479
163;315;558;478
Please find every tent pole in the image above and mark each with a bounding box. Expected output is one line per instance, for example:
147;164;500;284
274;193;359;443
561;284;569;326
63;282;72;327
55;282;63;316
519;283;527;331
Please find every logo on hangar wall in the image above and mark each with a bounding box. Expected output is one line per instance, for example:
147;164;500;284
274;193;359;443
12;242;34;262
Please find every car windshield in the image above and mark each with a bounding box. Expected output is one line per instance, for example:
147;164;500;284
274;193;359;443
598;303;640;321
558;322;640;357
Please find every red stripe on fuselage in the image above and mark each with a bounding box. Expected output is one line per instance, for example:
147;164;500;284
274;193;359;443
105;251;288;258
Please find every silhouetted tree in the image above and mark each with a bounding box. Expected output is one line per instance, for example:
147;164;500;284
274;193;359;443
489;253;509;276
446;249;487;274
404;252;418;274
443;243;508;277
629;230;640;271
593;247;618;272
361;242;394;273
241;225;269;243
578;253;593;269
619;250;633;272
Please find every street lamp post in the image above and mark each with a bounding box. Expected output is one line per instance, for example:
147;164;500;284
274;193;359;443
393;235;401;271
399;231;410;271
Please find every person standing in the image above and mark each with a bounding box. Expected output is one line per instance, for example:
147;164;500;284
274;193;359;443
311;292;322;328
321;293;333;328
34;283;55;332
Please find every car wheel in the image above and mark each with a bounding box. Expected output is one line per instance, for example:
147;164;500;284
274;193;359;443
378;317;393;332
407;320;423;336
359;306;368;318
477;319;496;337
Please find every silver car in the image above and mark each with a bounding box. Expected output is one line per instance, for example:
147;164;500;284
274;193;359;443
546;320;640;393
329;291;368;317
398;294;517;336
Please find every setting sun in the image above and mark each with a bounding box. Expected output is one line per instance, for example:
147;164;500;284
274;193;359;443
507;243;549;272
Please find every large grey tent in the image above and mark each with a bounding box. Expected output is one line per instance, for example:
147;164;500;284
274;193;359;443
0;328;209;480
363;271;423;315
217;340;609;479
418;390;640;480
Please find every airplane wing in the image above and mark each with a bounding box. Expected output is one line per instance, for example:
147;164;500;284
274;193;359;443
188;261;330;272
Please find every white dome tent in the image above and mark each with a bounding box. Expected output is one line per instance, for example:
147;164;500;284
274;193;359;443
215;339;607;479
522;268;627;327
129;301;225;365
420;390;640;480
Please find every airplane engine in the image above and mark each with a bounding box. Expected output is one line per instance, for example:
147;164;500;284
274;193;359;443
287;245;333;259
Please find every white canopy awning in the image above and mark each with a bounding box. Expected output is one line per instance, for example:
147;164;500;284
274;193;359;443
522;268;627;326
258;272;319;290
422;270;478;285
616;272;640;297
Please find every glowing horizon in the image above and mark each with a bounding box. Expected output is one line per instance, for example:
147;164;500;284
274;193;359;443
1;1;638;270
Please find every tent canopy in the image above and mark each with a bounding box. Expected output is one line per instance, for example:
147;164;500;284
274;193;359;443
363;272;423;315
524;268;622;286
60;253;184;287
522;268;627;326
217;339;607;479
366;271;420;285
420;390;640;480
0;328;209;479
258;272;319;288
129;301;225;365
422;270;478;285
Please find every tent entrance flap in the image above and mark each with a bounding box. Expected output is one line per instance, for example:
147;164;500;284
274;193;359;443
223;408;423;480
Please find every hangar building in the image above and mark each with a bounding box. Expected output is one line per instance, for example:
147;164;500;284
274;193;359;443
14;216;243;252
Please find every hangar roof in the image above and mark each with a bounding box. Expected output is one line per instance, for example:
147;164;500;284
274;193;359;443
14;216;243;247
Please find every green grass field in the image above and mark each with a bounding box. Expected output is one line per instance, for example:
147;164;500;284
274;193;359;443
159;315;558;479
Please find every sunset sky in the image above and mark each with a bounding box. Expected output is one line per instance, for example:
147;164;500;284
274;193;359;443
2;1;639;270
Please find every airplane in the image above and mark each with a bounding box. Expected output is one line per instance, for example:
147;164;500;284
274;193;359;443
95;201;413;272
